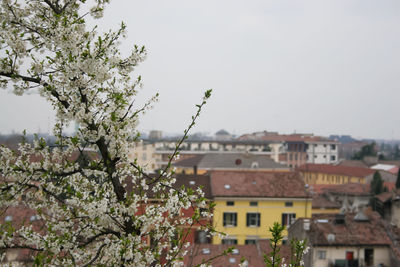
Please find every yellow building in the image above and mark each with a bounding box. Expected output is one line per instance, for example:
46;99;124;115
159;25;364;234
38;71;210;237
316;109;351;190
297;164;375;185
210;171;311;245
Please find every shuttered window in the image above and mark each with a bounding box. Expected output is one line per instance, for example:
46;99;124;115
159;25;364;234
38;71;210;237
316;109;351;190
223;213;237;227
246;213;260;227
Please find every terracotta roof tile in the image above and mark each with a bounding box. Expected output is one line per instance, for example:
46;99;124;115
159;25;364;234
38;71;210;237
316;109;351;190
307;211;391;246
210;171;308;198
174;153;288;170
311;183;371;196
312;195;341;209
337;160;368;168
184;241;291;267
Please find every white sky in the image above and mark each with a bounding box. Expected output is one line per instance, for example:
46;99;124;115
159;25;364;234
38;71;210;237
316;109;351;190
1;0;400;139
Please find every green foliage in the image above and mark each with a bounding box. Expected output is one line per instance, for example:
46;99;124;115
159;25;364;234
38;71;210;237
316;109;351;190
370;171;384;211
396;169;400;189
289;238;307;267
352;142;377;160
370;171;383;195
264;222;284;267
263;222;307;267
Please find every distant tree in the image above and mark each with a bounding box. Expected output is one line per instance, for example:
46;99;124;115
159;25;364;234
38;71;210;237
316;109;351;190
396;169;400;189
394;145;400;160
370;171;384;211
371;171;384;195
352;142;377;160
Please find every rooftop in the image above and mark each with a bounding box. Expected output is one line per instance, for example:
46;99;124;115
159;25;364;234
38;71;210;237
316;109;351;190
184;241;291;267
302;211;391;246
174;153;288;170
310;183;371;196
210;171;308;198
312;195;341;209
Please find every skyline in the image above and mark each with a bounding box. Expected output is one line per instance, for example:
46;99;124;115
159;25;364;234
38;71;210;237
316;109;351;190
1;0;400;140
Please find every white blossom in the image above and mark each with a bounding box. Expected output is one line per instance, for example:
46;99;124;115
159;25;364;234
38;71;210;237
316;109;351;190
0;1;214;266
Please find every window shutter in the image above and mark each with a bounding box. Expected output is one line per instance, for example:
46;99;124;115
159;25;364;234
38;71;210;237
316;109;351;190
234;213;237;226
257;213;260;227
246;213;249;227
282;213;286;226
223;213;226;226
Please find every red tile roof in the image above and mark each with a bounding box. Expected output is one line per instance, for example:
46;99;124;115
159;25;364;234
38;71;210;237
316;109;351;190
306;211;391;246
311;183;371;196
337;160;368;168
297;164;375;178
312;195;341;209
210;171;309;198
184;241;291;267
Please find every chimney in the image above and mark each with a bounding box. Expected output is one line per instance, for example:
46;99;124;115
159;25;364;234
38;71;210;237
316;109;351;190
303;219;310;231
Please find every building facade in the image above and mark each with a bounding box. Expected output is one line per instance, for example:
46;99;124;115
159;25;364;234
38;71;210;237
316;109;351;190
210;171;311;245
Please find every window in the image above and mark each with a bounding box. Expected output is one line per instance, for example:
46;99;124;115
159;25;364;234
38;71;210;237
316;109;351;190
195;230;211;244
223;212;237;227
317;250;326;259
226;201;234;206
245;239;258;245
365;248;373;265
314;155;317;158
285;202;293;207
246;213;260;227
249;201;258;206
331;144;336;150
282;213;296;226
331;155;336;161
222;239;237;245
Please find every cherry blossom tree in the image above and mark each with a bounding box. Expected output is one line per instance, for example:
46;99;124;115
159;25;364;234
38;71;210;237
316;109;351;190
0;0;213;265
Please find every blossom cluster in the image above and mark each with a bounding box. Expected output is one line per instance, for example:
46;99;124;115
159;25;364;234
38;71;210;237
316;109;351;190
0;1;214;265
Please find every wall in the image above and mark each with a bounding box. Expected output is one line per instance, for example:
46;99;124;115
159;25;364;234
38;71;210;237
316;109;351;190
301;171;367;185
311;246;390;267
212;198;312;245
306;142;339;164
128;142;161;173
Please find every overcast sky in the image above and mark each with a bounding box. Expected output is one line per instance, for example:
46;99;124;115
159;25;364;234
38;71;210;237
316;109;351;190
1;0;400;139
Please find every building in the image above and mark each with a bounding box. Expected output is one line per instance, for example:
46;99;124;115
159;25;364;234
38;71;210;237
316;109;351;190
210;171;311;245
375;189;400;228
289;211;393;267
297;164;375;185
173;153;289;174
310;183;372;213
127;141;161;173
215;129;232;141
311;194;341;214
238;131;340;168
